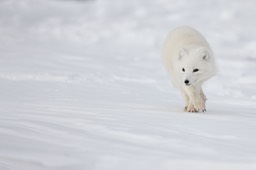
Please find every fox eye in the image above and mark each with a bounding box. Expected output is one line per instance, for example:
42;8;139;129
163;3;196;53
193;68;199;72
182;68;185;72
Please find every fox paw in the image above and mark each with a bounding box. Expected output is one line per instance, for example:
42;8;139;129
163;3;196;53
185;105;198;113
194;101;206;112
185;102;206;113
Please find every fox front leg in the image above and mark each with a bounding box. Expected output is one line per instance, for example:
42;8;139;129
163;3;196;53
184;86;206;112
181;88;198;112
180;90;189;111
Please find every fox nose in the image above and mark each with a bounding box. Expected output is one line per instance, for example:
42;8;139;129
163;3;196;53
184;79;190;85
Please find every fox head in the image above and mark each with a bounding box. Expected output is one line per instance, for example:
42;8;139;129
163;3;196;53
178;47;216;86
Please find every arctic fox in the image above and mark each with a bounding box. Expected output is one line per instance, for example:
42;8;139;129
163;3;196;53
162;26;216;112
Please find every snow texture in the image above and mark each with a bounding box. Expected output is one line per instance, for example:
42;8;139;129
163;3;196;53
0;0;256;169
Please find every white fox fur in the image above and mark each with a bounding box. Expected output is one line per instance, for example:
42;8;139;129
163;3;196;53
162;26;216;112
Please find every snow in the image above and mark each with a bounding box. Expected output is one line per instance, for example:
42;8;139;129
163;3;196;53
0;0;256;169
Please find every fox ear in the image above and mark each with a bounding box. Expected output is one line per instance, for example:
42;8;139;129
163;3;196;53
199;48;210;61
179;48;189;60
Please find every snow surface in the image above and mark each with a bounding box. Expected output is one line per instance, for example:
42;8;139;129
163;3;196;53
1;0;256;169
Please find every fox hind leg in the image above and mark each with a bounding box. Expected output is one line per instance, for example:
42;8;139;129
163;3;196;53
200;88;207;112
200;89;207;101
